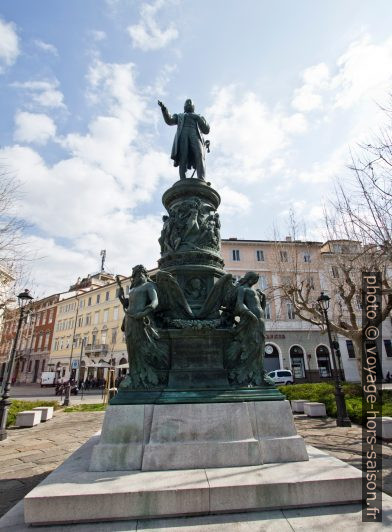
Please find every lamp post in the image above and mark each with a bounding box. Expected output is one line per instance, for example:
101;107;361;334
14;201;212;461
317;292;351;427
0;289;34;440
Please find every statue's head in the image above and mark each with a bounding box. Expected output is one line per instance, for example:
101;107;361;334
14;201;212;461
131;264;149;287
238;271;259;287
184;99;195;113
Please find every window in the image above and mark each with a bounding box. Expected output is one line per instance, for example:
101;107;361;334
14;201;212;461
316;345;331;377
41;359;45;370
42;312;47;325
258;275;267;290
113;307;119;320
105;291;110;301
88;297;92;306
38;333;44;349
346;340;356;358
287;302;295;320
111;329;117;344
280;250;288;262
85;314;91;325
28;360;32;373
384;339;392;358
44;332;50;349
101;331;107;345
48;309;53;323
332;266;339;278
94;311;99;325
277;370;292;377
92;333;97;346
256;250;264;262
78;316;83;327
232;249;240;261
306;276;315;290
304;252;311;263
96;294;101;304
115;288;120;298
290;345;305;379
265;303;271;320
103;309;109;323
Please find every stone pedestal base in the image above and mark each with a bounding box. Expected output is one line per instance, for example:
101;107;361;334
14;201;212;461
23;438;363;526
89;400;308;472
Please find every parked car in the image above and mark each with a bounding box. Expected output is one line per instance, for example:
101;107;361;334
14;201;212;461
267;369;294;385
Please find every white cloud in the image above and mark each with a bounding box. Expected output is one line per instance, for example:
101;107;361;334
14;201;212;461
0;17;19;71
219;186;251;215
33;39;58;56
127;0;178;51
333;35;392;109
1;56;173;294
297;146;347;184
90;30;107;42
14;111;56;145
292;63;330;112
206;85;307;184
12;80;66;109
292;35;392;114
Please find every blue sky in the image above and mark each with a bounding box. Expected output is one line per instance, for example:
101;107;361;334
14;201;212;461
1;0;392;296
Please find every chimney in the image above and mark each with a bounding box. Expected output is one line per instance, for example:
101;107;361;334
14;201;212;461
285;236;292;242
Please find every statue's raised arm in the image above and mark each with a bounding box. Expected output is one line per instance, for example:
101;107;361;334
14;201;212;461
158;98;210;181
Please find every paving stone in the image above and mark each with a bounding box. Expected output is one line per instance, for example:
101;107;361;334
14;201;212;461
1;410;391;522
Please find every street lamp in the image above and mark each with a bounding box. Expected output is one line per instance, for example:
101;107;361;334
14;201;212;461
0;289;34;440
317;291;351;427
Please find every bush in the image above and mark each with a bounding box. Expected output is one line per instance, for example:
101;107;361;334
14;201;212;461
7;400;60;427
278;382;391;426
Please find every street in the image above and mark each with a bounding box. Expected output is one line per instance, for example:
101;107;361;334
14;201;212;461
7;383;105;404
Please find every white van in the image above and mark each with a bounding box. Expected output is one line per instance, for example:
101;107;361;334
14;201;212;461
41;371;57;387
267;369;294;385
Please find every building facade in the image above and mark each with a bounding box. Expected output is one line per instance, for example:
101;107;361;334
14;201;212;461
1;239;390;386
50;274;129;383
221;238;392;383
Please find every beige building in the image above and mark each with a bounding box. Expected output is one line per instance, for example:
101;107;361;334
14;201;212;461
50;272;130;382
221;238;392;382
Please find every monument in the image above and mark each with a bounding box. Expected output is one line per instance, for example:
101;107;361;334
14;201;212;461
21;99;363;526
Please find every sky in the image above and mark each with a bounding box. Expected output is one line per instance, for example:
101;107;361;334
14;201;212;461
1;0;392;297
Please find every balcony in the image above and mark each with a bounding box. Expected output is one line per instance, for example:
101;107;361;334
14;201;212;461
84;344;108;354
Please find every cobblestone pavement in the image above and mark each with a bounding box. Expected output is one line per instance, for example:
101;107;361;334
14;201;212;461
0;411;104;518
294;414;392;496
0;411;391;520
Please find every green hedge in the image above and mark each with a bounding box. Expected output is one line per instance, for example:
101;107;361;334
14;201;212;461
7;400;60;427
277;382;391;426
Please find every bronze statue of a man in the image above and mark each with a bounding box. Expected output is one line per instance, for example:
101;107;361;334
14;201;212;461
158;99;210;180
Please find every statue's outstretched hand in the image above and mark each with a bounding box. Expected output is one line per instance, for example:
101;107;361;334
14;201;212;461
158;100;164;108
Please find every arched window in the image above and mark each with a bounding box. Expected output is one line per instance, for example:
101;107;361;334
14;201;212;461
316;345;331;378
264;344;280;373
290;345;305;379
118;356;128;376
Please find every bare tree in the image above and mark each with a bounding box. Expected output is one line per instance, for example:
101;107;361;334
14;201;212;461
0;169;28;309
271;212;392;380
332;104;392;261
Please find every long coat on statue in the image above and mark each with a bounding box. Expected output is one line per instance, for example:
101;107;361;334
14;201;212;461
161;109;210;169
